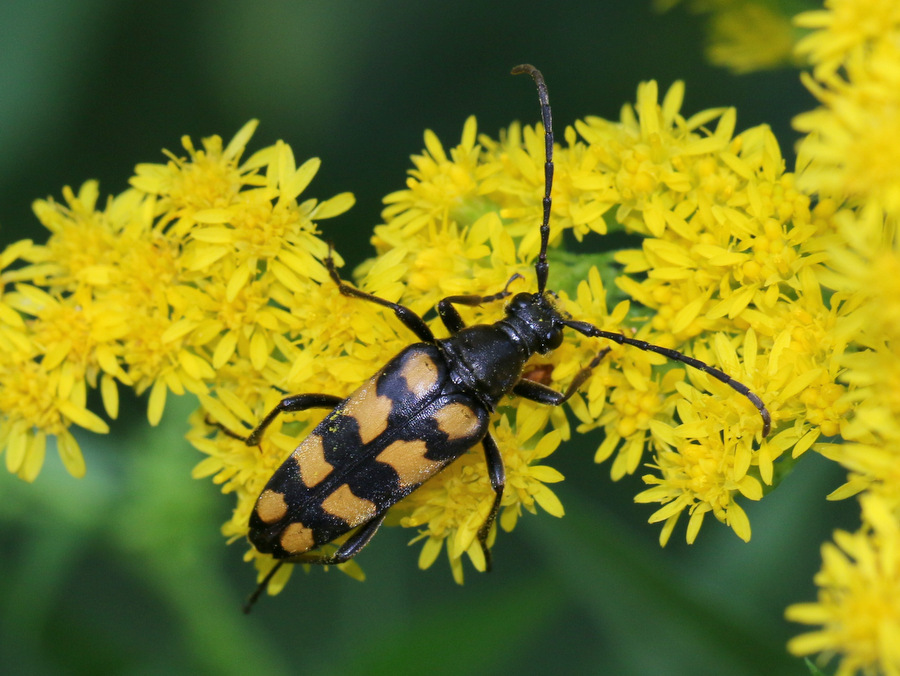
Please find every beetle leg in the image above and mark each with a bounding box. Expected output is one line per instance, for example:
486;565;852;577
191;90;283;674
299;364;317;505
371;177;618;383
210;393;344;446
325;246;435;343
437;273;523;335
293;511;388;566
476;433;506;572
243;512;388;613
243;561;286;613
513;348;610;405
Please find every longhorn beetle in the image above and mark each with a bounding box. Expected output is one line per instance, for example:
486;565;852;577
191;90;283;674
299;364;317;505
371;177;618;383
222;64;771;612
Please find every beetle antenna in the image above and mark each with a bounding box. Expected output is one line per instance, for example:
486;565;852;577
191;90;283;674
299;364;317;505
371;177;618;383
511;64;553;295
563;319;772;436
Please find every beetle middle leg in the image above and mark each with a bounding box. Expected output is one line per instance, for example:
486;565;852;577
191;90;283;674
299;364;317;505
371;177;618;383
211;393;344;446
472;349;610;565
476;432;506;572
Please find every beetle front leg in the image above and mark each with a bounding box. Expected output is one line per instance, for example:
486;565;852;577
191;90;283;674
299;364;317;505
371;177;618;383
477;433;506;572
437;273;524;335
325;247;435;343
513;348;610;405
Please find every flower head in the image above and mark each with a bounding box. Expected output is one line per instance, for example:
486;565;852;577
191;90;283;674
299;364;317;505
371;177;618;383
654;1;801;74
7;73;809;595
784;2;900;672
1;122;352;482
787;494;900;676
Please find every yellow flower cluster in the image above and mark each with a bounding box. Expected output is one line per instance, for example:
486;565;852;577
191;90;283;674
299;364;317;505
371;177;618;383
0;59;828;590
787;494;900;676
785;1;900;674
0;122;353;486
3;2;897;669
4;61;830;595
654;0;801;73
362;75;828;567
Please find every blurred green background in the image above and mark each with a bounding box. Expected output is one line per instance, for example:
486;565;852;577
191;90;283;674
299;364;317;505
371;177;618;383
0;2;851;675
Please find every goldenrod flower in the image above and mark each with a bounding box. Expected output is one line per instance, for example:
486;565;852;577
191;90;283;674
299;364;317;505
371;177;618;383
794;0;900;79
783;2;900;672
7;70;818;595
787;495;900;676
1;121;354;484
654;0;801;73
3;6;898;674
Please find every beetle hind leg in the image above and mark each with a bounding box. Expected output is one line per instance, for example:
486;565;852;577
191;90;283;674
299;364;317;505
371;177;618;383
476;433;506;572
243;513;388;614
290;511;388;567
243;561;286;614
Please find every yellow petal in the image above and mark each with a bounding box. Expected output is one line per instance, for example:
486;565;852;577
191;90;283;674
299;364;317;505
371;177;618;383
58;400;109;434
57;430;86;479
148;380;167;426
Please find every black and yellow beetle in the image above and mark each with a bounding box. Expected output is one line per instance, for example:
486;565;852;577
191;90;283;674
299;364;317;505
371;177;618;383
222;65;771;612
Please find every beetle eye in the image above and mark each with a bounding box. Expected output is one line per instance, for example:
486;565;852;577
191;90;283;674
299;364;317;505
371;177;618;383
548;330;563;350
541;325;563;352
